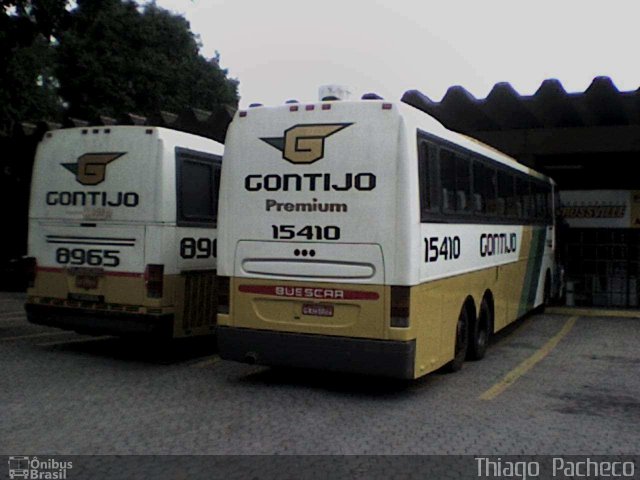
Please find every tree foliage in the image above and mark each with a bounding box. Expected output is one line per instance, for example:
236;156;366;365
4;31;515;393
0;0;68;133
0;0;238;131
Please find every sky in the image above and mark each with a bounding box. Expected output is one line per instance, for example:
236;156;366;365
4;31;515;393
154;0;640;108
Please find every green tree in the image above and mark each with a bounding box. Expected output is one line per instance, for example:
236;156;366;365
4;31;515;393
56;0;238;120
0;0;67;133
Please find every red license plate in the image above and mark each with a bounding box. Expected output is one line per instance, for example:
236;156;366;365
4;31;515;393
302;304;334;317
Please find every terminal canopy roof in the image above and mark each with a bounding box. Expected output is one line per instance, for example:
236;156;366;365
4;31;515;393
402;77;640;190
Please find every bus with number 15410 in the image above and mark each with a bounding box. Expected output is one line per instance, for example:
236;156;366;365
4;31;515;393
215;90;558;379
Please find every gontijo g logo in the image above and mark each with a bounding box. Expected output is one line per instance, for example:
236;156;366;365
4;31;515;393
62;152;125;186
261;123;352;164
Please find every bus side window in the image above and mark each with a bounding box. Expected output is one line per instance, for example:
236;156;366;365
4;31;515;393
472;162;484;213
418;139;446;221
497;171;512;216
212;163;222;217
487;166;498;215
418;142;430;212
439;149;471;214
440;150;456;212
473;161;497;215
534;182;546;221
418;141;439;218
176;147;221;227
545;183;553;224
516;176;531;221
525;180;536;221
455;154;472;213
498;171;518;217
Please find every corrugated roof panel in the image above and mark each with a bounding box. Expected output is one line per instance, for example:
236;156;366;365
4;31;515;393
484;82;540;129
404;76;640;133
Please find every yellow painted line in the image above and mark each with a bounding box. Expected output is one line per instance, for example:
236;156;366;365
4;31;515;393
480;316;578;400
190;355;221;368
1;331;69;342
38;335;113;347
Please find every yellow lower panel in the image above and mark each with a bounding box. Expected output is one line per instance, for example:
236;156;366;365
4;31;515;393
226;253;535;378
28;269;181;308
229;277;388;340
29;270;219;338
409;257;533;375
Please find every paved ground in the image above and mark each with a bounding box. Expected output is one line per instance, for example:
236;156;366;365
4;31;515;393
1;291;639;475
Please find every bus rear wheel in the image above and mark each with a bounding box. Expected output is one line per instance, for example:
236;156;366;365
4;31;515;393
445;306;469;373
468;299;491;361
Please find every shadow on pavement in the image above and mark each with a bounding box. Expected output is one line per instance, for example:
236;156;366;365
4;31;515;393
234;364;444;397
39;334;218;365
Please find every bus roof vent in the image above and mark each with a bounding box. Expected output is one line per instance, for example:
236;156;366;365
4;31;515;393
362;92;384;100
319;84;351;101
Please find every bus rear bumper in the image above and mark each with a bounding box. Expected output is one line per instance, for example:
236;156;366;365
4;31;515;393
217;326;416;379
25;303;173;338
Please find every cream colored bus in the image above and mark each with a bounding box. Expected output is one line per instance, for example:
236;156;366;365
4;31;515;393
25;126;222;338
216;93;557;378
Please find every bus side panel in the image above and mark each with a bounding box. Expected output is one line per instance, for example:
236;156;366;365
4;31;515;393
412;224;549;374
409;259;539;375
173;226;218;337
516;225;547;316
171;269;217;337
144;225;218;338
408;280;446;375
533;225;555;307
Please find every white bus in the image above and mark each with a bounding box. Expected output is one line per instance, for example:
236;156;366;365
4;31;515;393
216;93;558;379
25;126;223;338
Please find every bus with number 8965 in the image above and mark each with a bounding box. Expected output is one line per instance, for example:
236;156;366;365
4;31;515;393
25;126;223;338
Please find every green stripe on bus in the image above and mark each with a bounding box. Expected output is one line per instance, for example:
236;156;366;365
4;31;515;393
518;227;546;317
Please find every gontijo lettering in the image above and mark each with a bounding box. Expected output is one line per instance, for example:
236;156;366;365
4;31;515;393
46;191;139;207
480;233;517;257
245;172;376;192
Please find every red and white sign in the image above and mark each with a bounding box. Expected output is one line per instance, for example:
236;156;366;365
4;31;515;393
238;284;379;300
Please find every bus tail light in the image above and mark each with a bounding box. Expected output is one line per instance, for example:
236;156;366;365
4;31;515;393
390;286;411;328
144;264;164;298
24;257;37;288
217;276;230;314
